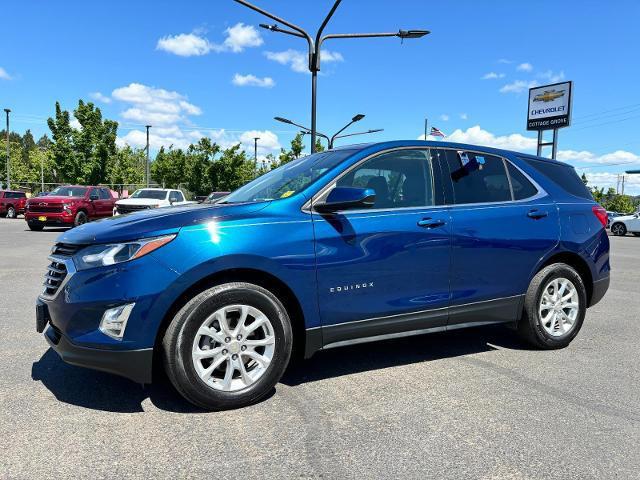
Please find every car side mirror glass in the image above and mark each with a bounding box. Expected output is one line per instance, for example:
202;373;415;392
314;187;375;213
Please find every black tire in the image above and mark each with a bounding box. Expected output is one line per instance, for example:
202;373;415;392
6;206;16;219
28;223;44;231
518;263;587;349
610;222;627;236
162;282;293;410
74;210;88;227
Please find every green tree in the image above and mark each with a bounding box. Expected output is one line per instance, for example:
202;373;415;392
581;172;588;185
603;194;635;213
186;138;220;195
209;144;255;191
72;100;118;185
47;102;79;183
108;146;145;187
151;146;187;188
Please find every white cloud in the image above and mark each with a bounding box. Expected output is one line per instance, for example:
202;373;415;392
265;49;344;73
538;69;565;83
500;79;538;94
418;125;537;152
220;23;263;53
70;118;82;130
460;113;468;120
157;33;213;56
557;149;640;165
582;171;640;195
238;130;281;157
90;92;112;104
482;72;505;80
0;67;11;80
156;23;262;57
112;83;201;126
516;62;533;72
232;73;275;88
439;114;449;121
497;58;512;64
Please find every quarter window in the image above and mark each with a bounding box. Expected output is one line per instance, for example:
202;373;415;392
99;188;112;200
506;162;538;200
336;149;435;209
445;151;511;204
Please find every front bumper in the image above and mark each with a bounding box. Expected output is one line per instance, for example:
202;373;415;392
26;212;74;226
43;323;153;384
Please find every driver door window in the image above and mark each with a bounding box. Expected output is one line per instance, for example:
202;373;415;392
336;149;434;209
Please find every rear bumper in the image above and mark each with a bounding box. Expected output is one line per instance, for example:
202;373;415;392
589;274;610;307
44;326;153;384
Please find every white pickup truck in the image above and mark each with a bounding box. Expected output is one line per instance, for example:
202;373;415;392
114;188;196;215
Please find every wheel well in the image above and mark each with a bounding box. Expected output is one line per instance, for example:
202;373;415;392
153;268;307;361
538;252;593;304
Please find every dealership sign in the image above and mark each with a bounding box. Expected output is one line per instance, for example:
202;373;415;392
527;81;572;131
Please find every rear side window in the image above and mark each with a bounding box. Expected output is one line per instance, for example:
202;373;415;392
521;158;592;200
506;162;538;200
444;151;511;204
99;188;112;200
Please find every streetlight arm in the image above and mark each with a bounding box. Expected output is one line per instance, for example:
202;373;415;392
320;30;430;48
314;0;343;49
233;0;313;49
259;24;306;38
335;128;384;140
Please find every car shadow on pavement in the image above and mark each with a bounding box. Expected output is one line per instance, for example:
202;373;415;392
281;324;530;386
31;325;529;413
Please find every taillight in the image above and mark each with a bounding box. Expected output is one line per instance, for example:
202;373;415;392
592;205;607;228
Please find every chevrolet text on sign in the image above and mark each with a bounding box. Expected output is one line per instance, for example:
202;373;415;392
527;81;572;131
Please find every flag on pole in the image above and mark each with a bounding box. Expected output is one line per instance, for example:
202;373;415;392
430;127;446;138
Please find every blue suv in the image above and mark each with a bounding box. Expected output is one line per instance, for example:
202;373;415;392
36;141;610;410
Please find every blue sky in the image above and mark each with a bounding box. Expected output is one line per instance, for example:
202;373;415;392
2;0;640;193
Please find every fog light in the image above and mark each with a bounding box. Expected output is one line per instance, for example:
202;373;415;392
99;303;134;340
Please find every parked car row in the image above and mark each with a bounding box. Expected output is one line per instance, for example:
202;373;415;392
2;186;201;231
609;212;640;237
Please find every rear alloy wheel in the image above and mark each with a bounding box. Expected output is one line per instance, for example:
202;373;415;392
610;222;627;236
519;263;586;349
74;211;88;227
162;282;293;410
6;206;16;219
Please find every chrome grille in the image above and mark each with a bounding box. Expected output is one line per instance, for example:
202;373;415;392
51;243;83;257
43;259;67;297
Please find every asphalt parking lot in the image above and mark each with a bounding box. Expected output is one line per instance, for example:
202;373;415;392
1;217;639;479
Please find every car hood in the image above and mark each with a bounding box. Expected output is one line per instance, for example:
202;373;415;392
117;198;164;205
27;195;83;204
57;202;270;244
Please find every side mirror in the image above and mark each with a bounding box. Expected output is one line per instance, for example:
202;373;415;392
314;187;376;213
89;193;99;201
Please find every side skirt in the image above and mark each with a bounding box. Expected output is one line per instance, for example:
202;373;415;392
303;294;524;357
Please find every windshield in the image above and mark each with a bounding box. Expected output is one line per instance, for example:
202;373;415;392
49;186;88;197
222;150;354;204
130;189;167;200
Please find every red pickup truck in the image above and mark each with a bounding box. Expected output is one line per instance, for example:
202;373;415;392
0;190;28;218
25;185;116;231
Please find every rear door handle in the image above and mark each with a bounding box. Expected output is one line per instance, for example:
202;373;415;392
527;209;548;219
418;218;446;228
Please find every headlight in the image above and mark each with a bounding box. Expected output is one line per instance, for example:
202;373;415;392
63;203;73;214
73;234;176;270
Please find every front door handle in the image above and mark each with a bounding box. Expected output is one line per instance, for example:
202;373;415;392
527;209;548;219
418;218;446;228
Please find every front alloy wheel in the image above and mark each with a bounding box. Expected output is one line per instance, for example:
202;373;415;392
611;223;626;236
192;304;276;392
163;282;292;410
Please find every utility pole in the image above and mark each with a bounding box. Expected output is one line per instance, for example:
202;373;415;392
39;145;45;192
253;137;260;163
234;0;429;153
145;125;151;187
4;109;10;190
424;118;428;140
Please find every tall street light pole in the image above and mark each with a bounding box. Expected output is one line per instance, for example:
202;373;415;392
145;125;152;187
275;113;375;149
253;137;260;163
4;108;10;190
329;113;364;149
233;0;429;153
